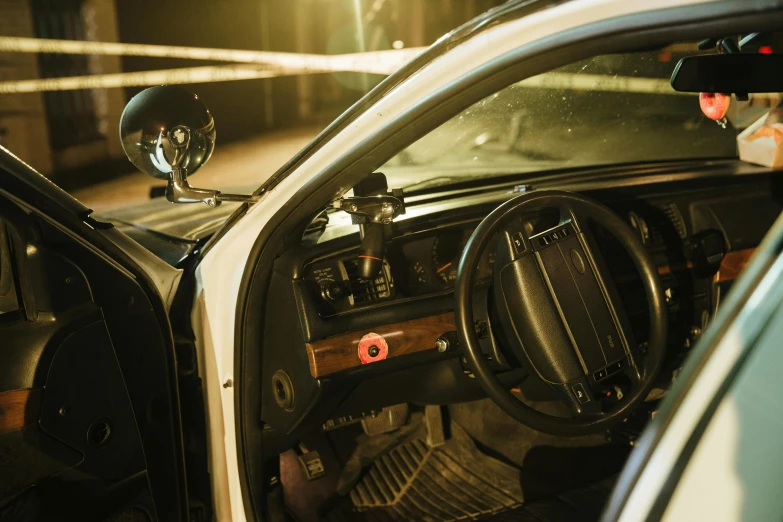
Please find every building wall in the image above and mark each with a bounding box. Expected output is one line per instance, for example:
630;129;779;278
0;0;124;183
78;0;125;160
0;0;53;175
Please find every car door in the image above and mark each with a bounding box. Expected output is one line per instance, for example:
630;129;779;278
0;147;189;522
603;210;783;521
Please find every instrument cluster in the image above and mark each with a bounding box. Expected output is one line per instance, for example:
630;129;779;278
304;224;497;316
401;228;497;295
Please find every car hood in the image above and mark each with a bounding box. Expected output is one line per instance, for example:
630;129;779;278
97;196;244;242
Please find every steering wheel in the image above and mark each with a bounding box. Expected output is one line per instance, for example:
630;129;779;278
455;190;667;436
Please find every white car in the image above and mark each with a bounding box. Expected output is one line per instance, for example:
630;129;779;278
2;1;783;521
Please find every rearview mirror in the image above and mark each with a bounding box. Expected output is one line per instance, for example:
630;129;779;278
671;53;783;94
120;86;259;207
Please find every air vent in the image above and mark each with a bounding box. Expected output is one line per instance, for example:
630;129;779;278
344;258;393;304
658;202;687;239
630;203;687;247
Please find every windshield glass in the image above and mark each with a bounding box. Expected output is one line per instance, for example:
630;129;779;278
381;44;759;191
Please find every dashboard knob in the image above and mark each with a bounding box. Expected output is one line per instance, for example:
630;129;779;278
322;282;345;301
358;333;388;364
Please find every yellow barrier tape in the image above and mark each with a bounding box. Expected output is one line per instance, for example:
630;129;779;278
0;65;694;94
0;36;424;74
0;63;304;93
0;37;696;95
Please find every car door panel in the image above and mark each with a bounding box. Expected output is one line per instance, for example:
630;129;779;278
0;150;187;521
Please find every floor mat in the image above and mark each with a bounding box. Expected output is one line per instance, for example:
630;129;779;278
449;399;630;500
327;423;524;521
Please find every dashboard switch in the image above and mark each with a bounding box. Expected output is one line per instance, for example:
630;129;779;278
321;282;346;301
572;383;590;404
512;232;526;254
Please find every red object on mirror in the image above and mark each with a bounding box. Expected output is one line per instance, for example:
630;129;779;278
699;92;731;120
760;46;773;54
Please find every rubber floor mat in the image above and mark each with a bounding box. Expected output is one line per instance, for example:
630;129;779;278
328;423;523;521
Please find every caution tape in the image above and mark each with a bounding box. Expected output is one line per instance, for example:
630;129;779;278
0;65;693;94
0;36;694;95
0;64;303;93
0;36;424;74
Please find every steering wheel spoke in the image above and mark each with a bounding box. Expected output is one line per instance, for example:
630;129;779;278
618;352;644;387
456;190;667;436
471;283;510;369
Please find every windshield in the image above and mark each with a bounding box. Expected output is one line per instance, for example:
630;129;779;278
382;44;756;191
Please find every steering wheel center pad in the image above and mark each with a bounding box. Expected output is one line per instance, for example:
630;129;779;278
455;190;667;436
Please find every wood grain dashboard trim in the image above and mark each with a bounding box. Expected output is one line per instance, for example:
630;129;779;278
715;248;756;283
306;313;456;378
0;388;42;435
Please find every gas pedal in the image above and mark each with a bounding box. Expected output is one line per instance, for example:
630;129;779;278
361;403;409;436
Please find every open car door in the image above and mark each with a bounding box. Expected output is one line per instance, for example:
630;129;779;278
0;147;188;522
604;210;783;521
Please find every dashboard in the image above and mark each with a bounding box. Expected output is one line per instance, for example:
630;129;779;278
259;164;783;445
302;199;694;322
303;223;498;316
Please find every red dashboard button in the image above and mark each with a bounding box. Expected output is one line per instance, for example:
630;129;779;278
358;333;389;364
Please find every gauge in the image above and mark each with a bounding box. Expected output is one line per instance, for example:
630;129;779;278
432;231;467;284
408;261;431;295
410;261;429;285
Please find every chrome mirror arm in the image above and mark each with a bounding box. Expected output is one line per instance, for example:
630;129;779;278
166;167;259;207
165;125;260;207
332;192;405;224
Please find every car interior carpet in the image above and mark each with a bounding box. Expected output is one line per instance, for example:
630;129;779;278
324;421;525;521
